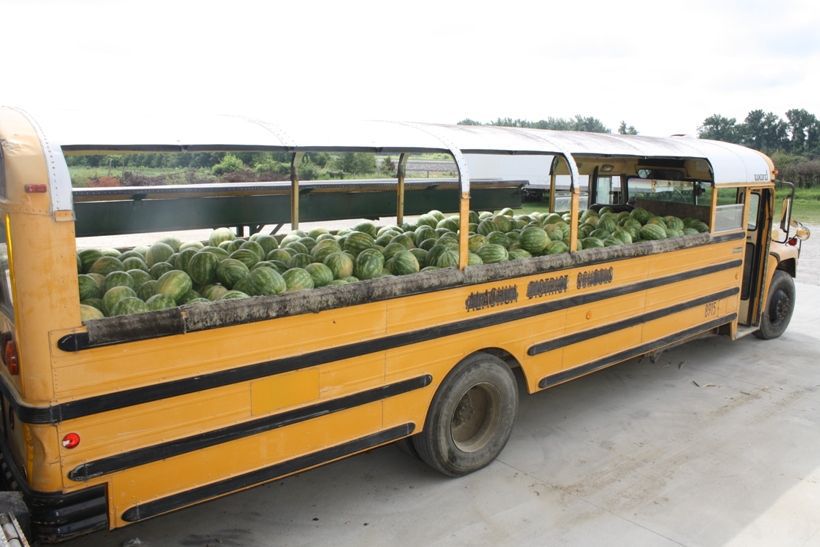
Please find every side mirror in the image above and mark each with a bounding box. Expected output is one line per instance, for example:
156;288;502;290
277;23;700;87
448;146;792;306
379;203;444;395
776;180;795;240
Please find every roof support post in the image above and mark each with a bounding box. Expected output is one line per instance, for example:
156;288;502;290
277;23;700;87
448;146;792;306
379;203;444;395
564;153;581;252
290;152;302;231
396;153;408;225
458;192;470;270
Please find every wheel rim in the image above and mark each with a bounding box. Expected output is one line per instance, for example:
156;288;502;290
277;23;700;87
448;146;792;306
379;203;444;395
770;288;792;326
450;383;501;453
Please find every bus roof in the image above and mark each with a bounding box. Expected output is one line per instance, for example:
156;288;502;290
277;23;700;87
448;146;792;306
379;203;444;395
4;107;775;187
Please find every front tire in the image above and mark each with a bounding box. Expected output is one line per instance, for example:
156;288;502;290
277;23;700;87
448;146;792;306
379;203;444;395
412;353;518;477
754;270;796;340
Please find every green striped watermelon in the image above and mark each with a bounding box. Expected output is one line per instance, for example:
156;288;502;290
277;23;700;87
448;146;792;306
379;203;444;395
282;268;315;291
354;249;384;280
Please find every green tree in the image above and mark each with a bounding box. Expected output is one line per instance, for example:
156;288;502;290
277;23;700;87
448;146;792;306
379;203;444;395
785;108;817;154
698;114;741;143
211;154;245;176
618;121;638;135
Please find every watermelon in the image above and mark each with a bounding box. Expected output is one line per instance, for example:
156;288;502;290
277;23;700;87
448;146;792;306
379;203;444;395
311;239;342;262
630;208;652;224
305;263;334;288
137;280;158;301
492;214;513;232
268;260;291;274
436;249;460;268
179;241;205;252
508;249;532;260
414;225;436;245
220;290;250;300
104;271;134;292
282;268;315;291
664;216;685;231
202;284;229;301
78;274;102;300
390;233;415;250
543;213;563;225
122;257;149;272
354;249;384;280
173;248;198;272
199;246;230;259
284;241;309;256
416;214;438;229
683;227;699;236
248;266;287;295
209;227;236;247
250;235;279;255
343;232;376;256
581;237;605;249
89;256;124;276
639;224;667;241
78;249;104;273
436;217;460;233
487;231;511;249
323;251;354;279
477;219;498;236
217;259;250;288
612;228;633;245
467;252;483;265
97;248;121;258
187;251;221;286
545;241;568;254
178;289;202;304
391;250;420;275
229;248;260;269
146;294;177;311
418;238;437;251
80;304;105;322
156;270;193;302
81;297;104;311
232;277;256;296
519;227;550;254
382;242;407;261
149;261;174;279
353;222;379;238
102;286;137;315
145;242;175;267
110;297;148;316
267;249;293;265
477;244;508;264
290;253;312;268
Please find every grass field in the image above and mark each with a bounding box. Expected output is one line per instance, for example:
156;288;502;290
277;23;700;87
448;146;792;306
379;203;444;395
788;187;820;224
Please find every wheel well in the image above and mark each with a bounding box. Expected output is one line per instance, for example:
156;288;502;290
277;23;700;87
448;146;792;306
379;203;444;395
465;347;529;389
777;258;796;278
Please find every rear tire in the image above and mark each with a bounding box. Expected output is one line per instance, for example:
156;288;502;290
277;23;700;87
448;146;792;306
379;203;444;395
754;270;796;340
412;353;518;477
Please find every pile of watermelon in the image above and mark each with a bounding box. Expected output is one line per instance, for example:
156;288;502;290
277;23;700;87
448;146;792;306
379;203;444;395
75;207;708;320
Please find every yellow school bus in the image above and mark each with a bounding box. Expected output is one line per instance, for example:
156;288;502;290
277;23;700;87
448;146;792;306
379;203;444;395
0;107;809;542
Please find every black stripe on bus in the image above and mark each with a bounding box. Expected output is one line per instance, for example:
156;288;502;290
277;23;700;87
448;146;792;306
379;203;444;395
538;314;737;389
5;259;741;425
57;232;746;353
68;375;431;482
121;422;414;523
528;287;740;356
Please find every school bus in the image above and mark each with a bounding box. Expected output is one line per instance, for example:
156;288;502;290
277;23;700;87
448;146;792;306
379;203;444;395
0;107;809;542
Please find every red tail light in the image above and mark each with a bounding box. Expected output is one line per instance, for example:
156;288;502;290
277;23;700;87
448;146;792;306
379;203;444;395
62;433;81;449
3;338;18;375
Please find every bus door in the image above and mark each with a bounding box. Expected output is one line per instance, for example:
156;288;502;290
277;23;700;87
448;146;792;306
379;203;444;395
738;188;769;325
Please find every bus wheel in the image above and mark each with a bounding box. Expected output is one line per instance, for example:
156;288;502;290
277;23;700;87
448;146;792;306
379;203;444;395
755;270;796;340
412;353;518;477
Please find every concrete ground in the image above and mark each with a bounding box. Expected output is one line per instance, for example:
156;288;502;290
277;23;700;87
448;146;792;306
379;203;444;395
71;228;820;547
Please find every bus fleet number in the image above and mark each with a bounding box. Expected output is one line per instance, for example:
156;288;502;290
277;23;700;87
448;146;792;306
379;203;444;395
704;301;718;318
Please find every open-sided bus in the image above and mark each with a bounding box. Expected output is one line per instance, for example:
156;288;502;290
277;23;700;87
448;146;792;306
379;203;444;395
0;107;808;542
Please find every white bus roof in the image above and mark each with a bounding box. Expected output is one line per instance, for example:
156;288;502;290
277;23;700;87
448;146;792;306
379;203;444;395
4;107;774;187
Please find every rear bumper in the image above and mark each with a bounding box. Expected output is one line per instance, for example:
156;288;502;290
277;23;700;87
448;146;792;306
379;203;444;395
0;442;108;543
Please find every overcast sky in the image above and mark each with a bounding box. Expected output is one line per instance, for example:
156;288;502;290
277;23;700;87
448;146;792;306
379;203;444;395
3;0;819;137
